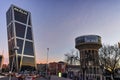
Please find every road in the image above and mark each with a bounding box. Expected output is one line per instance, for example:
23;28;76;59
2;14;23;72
0;76;47;80
0;75;72;80
0;76;17;80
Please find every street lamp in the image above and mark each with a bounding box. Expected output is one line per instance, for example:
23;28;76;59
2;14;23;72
46;48;49;78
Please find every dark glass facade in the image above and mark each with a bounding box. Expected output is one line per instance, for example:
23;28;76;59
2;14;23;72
7;23;14;40
75;35;101;44
6;5;36;71
6;8;12;25
16;39;23;54
15;22;26;38
14;6;28;24
26;27;33;40
24;41;34;56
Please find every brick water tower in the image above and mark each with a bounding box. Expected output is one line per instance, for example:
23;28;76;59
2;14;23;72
75;35;103;80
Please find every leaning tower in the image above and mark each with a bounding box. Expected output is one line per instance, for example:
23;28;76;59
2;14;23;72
6;5;36;72
75;35;103;80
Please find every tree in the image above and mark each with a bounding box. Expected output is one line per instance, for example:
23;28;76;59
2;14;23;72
64;49;80;65
99;44;120;79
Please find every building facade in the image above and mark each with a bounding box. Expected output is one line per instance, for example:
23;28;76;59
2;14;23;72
0;55;3;71
48;62;66;75
75;35;103;80
6;5;36;71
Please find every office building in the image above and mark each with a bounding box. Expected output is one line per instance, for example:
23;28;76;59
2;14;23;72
6;5;36;71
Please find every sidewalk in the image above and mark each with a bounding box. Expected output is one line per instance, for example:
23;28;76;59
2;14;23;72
50;75;72;80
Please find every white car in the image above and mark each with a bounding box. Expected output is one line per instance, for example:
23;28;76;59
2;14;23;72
0;75;5;78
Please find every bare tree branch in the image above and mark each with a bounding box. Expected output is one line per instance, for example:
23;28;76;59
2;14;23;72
99;44;120;79
64;49;80;65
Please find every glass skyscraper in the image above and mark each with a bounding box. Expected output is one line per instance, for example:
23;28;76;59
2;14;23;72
6;5;36;71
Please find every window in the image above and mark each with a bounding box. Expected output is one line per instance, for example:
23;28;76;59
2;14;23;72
18;56;21;68
7;23;14;40
24;41;34;56
22;56;35;66
92;50;94;54
14;9;28;24
8;39;15;55
89;67;92;74
98;37;101;43
15;22;26;38
26;27;33;40
94;67;96;74
6;8;12;25
17;39;23;54
76;37;85;44
85;36;98;43
28;16;31;26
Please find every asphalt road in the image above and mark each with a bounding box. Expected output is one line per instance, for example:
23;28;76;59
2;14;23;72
0;76;47;80
0;75;71;80
0;76;17;80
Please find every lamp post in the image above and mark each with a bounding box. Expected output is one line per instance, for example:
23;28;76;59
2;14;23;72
46;48;49;78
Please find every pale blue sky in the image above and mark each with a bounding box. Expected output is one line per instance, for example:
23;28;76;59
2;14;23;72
0;0;120;64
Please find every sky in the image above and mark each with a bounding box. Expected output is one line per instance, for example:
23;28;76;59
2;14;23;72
1;0;120;64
